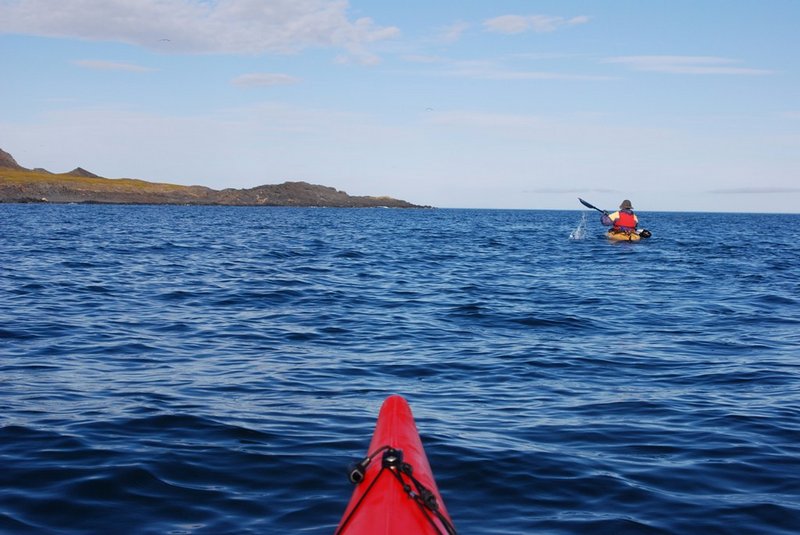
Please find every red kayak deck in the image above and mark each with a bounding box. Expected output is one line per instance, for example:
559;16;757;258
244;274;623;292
336;395;456;535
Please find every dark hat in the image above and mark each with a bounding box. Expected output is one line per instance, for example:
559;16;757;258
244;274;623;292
620;199;633;210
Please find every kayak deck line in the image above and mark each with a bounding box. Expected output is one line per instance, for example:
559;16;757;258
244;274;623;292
607;228;652;241
336;395;456;535
607;228;641;242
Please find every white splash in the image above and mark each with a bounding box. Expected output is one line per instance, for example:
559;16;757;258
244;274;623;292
570;212;588;240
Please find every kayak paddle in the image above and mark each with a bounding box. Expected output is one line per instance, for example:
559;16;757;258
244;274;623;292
578;198;608;215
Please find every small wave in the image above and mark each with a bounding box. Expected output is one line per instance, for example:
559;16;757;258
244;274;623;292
513;314;596;329
3;205;800;535
0;328;40;340
756;293;798;305
335;249;367;259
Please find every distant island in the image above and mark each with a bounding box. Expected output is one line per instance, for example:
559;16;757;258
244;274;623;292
0;148;424;208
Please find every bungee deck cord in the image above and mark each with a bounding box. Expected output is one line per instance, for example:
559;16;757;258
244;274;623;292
336;446;457;535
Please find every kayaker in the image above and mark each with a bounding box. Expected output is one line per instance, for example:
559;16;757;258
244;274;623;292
602;199;639;231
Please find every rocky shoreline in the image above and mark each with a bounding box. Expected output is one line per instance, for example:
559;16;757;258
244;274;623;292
0;148;424;208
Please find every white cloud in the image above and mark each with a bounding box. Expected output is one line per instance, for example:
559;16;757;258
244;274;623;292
402;54;447;64
424;110;672;148
442;63;612;81
403;52;610;81
231;73;300;88
527;187;620;194
708;187;800;194
73;60;156;72
438;20;471;43
0;0;399;63
484;15;589;34
604;56;773;75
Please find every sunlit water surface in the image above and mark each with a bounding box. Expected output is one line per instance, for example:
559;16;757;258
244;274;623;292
2;205;799;534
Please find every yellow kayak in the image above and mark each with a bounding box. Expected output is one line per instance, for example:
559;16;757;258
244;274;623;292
607;229;651;241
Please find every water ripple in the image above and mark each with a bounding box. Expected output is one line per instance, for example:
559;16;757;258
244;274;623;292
1;206;799;534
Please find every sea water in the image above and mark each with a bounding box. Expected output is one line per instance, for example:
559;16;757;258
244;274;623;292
2;205;799;534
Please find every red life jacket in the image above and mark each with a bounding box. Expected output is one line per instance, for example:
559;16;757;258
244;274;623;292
614;210;637;230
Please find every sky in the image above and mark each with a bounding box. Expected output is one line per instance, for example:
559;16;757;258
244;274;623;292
1;0;799;213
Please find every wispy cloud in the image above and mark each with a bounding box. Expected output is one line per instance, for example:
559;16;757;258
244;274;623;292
527;187;619;194
231;73;300;88
442;63;612;81
402;51;609;81
484;15;589;34
424;110;671;146
402;54;447;64
438;20;471;43
708;187;800;194
604;56;773;75
73;60;156;72
0;0;399;64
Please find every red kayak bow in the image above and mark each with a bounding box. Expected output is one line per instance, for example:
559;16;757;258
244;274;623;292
335;395;456;535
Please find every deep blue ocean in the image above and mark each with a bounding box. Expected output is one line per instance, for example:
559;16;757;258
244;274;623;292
2;205;799;534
